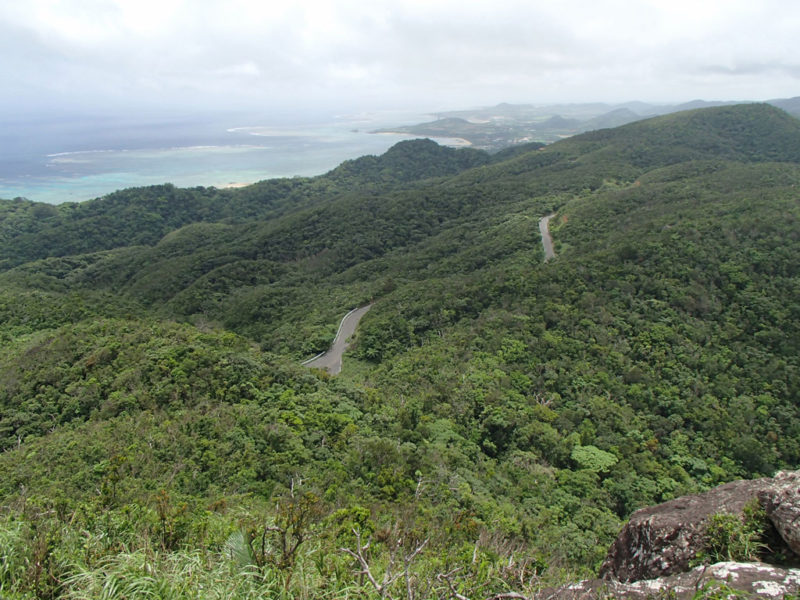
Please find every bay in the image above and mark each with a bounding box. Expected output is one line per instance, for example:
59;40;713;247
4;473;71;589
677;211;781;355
0;111;435;204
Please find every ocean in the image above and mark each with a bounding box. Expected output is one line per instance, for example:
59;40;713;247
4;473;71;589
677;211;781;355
0;110;433;205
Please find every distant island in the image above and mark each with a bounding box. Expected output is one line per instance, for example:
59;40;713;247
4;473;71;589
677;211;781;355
373;97;800;150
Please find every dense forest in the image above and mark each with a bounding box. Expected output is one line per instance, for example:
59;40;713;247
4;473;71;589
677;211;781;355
1;104;799;599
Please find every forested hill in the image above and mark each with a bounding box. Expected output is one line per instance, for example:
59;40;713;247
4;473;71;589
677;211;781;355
325;137;492;184
0;139;491;270
577;102;800;164
1;103;800;599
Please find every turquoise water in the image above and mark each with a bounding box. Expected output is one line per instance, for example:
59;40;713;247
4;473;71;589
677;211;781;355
0;113;429;204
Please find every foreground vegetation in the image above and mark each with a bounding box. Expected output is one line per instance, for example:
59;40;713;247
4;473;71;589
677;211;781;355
1;104;800;598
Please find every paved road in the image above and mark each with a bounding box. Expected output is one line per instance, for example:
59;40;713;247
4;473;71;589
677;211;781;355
302;304;373;375
539;214;556;261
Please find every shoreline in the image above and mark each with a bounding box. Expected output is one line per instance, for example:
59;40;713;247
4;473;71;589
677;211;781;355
2;125;457;205
370;131;473;147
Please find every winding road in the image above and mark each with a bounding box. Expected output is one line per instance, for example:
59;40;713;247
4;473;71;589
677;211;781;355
539;214;556;261
303;215;553;374
302;304;373;375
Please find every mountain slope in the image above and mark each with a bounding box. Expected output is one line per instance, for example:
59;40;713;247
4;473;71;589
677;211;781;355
0;140;491;270
1;103;799;597
3;105;799;351
575;103;800;166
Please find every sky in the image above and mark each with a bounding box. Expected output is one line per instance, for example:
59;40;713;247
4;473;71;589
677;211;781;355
1;0;799;118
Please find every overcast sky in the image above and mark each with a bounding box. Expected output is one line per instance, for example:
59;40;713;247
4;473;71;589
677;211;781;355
1;0;798;117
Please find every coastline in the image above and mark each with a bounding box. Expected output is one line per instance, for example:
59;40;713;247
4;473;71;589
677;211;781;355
371;131;473;147
1;119;462;205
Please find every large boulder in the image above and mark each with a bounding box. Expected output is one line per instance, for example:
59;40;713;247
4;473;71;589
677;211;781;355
599;477;774;582
759;470;800;556
547;471;800;598
599;470;800;583
544;562;800;599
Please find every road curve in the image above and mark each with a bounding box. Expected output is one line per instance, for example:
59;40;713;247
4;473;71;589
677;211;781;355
302;304;373;375
539;214;556;261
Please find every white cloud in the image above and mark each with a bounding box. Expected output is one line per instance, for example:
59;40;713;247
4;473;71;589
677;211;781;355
213;61;262;78
0;0;798;114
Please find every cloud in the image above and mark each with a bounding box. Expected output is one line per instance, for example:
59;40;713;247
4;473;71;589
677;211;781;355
697;63;800;78
0;0;798;115
213;62;262;78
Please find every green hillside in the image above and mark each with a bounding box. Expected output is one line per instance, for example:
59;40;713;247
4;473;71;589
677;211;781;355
1;104;800;598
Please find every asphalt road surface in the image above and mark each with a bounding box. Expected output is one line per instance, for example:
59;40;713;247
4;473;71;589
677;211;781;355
539;214;556;261
302;304;373;375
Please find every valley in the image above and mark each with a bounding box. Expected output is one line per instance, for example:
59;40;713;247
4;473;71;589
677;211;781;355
1;103;799;599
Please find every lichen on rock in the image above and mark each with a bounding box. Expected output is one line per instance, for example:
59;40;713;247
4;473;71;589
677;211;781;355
543;562;800;599
598;477;774;582
544;470;800;598
598;470;800;584
759;470;800;558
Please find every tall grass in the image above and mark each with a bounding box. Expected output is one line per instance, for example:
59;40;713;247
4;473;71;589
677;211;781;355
62;548;281;600
0;514;551;599
0;520;29;597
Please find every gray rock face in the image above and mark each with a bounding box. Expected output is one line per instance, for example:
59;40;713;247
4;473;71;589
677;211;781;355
547;471;800;599
543;562;800;600
599;470;800;583
599;477;774;582
760;470;800;557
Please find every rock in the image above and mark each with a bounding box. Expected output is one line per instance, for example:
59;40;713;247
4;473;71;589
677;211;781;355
548;471;800;597
599;477;774;582
760;470;800;556
542;562;800;599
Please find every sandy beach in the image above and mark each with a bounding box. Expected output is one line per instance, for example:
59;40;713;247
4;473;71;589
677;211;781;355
372;131;473;147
